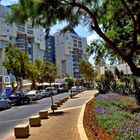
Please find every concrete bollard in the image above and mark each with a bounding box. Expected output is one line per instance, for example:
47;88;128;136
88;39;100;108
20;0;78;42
39;110;49;119
29;115;41;127
14;124;29;138
51;104;57;110
54;101;61;107
59;100;63;105
62;98;65;103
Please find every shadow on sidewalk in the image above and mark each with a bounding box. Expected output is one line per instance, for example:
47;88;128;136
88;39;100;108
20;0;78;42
49;111;69;116
70;96;79;99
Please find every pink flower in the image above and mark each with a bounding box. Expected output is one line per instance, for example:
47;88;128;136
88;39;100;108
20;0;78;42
112;128;117;134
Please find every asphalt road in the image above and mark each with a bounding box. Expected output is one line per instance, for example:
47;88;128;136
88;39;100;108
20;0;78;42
0;92;70;139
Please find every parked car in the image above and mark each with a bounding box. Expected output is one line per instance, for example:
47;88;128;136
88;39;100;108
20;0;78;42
79;86;85;92
70;86;78;92
0;96;11;109
9;93;30;105
39;89;50;97
26;90;42;101
46;87;57;95
57;87;65;94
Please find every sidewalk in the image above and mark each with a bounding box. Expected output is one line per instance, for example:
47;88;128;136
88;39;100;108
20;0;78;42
6;90;97;140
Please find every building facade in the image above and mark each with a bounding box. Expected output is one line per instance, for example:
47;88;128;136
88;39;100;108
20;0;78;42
98;63;132;75
0;4;45;79
44;35;55;64
54;29;87;78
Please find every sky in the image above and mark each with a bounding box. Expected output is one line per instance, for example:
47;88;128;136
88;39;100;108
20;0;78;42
0;0;99;64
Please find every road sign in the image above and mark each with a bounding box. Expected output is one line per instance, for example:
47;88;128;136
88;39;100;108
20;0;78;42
3;76;10;84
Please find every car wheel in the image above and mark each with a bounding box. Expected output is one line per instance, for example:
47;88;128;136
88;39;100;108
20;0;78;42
20;100;24;104
7;103;11;108
27;99;30;104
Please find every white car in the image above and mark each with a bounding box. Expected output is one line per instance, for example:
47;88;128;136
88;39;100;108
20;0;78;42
26;90;42;100
46;87;57;95
39;89;50;97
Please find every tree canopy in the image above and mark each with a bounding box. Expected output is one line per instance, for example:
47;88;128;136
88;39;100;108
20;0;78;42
7;0;140;76
3;44;30;92
78;60;96;83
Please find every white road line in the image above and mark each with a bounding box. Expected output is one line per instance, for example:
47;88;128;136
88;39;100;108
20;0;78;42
0;118;28;124
71;96;93;100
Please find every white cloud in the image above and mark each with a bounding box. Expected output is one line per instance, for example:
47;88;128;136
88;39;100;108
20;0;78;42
87;33;99;45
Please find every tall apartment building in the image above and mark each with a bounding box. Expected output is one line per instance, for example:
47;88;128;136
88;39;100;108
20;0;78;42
54;29;87;78
0;4;45;78
44;35;55;64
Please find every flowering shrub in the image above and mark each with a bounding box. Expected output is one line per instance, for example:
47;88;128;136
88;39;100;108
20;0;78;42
94;94;140;140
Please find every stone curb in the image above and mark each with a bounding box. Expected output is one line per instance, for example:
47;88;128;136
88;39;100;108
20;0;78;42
77;97;93;140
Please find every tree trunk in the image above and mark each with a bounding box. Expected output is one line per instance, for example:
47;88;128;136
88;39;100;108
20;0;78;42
19;78;23;92
10;85;18;95
10;79;19;95
126;60;140;77
72;2;140;77
31;78;36;90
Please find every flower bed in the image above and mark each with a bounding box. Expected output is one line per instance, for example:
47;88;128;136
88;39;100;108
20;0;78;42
94;93;140;140
83;98;112;140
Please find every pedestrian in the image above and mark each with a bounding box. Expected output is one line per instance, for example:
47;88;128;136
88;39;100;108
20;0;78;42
2;90;6;97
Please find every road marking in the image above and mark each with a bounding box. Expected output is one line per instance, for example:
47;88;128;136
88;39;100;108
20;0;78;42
71;96;93;100
0;118;28;124
57;106;82;111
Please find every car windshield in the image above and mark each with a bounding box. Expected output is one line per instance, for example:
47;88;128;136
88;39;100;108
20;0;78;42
39;90;45;92
10;93;24;97
27;90;36;94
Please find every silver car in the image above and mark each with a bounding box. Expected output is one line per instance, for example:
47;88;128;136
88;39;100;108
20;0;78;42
0;96;11;109
26;90;42;100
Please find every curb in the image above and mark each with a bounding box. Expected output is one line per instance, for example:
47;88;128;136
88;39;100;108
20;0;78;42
77;97;93;140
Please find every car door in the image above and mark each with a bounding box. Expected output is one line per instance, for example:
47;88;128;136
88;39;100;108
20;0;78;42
0;97;3;108
0;97;6;108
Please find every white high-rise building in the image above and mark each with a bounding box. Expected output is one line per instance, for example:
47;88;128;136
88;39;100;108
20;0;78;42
0;4;45;79
54;29;87;78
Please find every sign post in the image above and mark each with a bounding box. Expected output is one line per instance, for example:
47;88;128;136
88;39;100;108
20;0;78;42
0;75;10;93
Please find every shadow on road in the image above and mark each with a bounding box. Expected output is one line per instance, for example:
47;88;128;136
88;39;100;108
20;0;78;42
0;108;11;112
12;101;39;107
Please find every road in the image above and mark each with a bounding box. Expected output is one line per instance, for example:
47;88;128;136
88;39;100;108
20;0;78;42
0;92;70;139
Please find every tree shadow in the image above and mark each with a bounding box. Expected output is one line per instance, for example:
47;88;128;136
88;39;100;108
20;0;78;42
70;96;79;99
49;111;69;116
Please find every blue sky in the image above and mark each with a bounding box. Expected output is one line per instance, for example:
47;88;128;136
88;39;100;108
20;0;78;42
1;0;99;64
